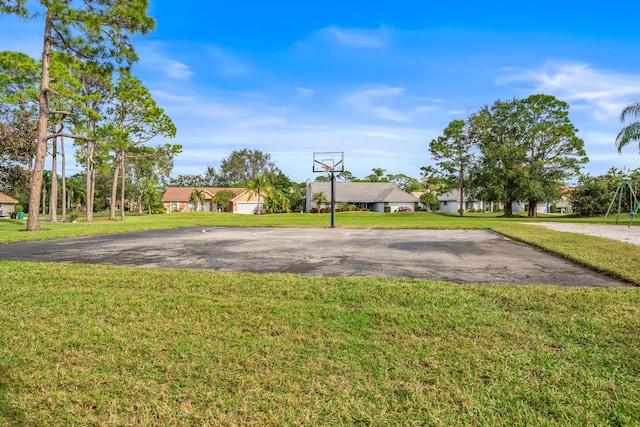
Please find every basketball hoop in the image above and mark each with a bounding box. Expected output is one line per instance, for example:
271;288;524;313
312;151;344;173
312;151;345;229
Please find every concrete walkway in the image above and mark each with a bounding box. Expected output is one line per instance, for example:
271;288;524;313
529;222;640;246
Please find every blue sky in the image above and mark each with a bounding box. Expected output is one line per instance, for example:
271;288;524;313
2;1;640;183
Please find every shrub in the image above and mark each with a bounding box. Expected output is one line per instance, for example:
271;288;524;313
67;212;78;222
14;204;23;213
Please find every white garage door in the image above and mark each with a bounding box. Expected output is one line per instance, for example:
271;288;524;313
236;202;258;214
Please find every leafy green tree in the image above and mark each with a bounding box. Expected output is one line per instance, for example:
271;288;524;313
387;173;421;192
429;119;475;216
246;174;272;213
141;177;163;214
105;69;176;221
336;170;356;182
364;167;388;182
217;149;280;186
468;99;530;217
65;174;85;212
263;189;291;213
569;175;611;216
1;0;155;231
616;102;640;154
285;183;306;212
71;64;112;222
419;191;441;212
0;51;38;193
169;167;218;187
520;94;587;217
48;52;85;222
189;188;206;212
271;171;294;193
212;189;235;212
170;174;207;187
128;143;181;213
311;191;329;212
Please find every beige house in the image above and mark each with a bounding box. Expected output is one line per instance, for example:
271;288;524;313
306;182;419;212
161;187;268;214
0;193;18;217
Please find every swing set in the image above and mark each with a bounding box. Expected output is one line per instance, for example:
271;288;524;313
603;181;639;227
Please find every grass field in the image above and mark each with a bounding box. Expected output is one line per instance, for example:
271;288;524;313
1;212;639;425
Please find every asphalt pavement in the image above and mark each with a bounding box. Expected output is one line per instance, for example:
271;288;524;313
0;227;631;287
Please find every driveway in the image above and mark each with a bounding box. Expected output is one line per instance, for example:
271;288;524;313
0;227;631;287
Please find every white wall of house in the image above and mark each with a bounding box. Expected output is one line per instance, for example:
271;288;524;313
370;203;385;212
0;203;15;214
512;202;548;214
236;202;259;214
438;200;460;214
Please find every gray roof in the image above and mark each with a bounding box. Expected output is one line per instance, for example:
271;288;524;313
309;182;419;203
436;189;480;202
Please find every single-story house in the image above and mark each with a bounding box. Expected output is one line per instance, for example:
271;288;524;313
436;189;572;215
0;193;18;217
305;181;419;212
162;187;269;214
435;189;486;214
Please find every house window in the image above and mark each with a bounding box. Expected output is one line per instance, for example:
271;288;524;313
354;202;371;210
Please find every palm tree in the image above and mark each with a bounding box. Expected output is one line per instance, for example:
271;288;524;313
616;102;640;153
311;191;329;212
189;188;205;211
247;174;272;214
66;176;86;213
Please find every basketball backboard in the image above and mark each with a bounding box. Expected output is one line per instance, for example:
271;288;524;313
313;151;344;173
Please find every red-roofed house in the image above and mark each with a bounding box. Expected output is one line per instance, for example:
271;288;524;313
0;193;18;217
161;187;268;214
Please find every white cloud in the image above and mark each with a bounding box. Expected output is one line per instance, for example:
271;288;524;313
295;87;315;97
136;42;195;80
344;86;435;122
496;62;640;122
363;131;409;140
166;60;194;79
579;130;617;146
312;25;390;48
207;46;248;75
345;86;408;122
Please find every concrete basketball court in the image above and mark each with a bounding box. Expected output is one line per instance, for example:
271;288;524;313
0;226;632;287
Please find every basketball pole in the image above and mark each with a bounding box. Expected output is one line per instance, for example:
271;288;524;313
330;170;335;228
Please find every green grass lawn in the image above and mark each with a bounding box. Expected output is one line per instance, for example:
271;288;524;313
0;212;639;425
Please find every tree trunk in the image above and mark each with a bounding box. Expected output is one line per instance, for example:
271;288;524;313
26;9;53;231
505;199;514;217
61;135;66;222
41;185;47;214
109;152;119;220
50;137;57;222
458;164;464;217
528;199;537;217
120;149;125;221
88;166;96;221
85;142;94;222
